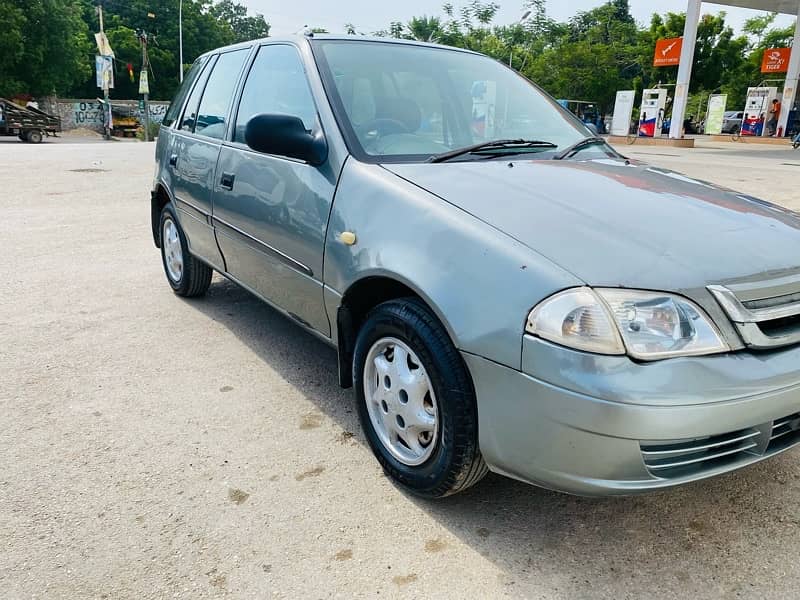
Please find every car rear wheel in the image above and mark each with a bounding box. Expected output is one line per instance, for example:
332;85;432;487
353;298;488;498
26;130;43;144
159;204;212;297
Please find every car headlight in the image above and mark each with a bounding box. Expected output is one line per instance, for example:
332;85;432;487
526;287;729;360
525;288;625;355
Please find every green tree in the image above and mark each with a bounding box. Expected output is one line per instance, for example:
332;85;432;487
725;17;796;107
525;0;640;113
209;0;270;42
742;13;778;46
66;0;269;100
0;0;92;98
0;1;26;94
382;0;800;121
407;16;444;42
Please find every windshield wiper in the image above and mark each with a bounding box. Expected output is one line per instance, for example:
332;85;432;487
553;136;609;160
427;139;558;163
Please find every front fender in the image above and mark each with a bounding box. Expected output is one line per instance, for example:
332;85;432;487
322;160;582;370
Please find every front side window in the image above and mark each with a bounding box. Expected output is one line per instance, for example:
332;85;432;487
163;55;208;128
179;55;216;131
313;40;589;162
234;44;318;144
194;48;249;140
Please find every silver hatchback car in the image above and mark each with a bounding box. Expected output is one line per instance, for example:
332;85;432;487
151;35;800;498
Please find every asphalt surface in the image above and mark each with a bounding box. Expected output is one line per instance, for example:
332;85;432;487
3;138;800;600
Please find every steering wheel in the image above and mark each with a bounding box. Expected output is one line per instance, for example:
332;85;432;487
357;118;412;137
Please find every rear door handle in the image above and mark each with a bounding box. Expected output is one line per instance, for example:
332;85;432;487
220;172;235;191
168;154;178;167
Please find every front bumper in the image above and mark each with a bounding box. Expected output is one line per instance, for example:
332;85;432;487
463;337;800;496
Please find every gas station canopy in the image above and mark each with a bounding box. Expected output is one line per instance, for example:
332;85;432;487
669;0;800;139
712;0;800;14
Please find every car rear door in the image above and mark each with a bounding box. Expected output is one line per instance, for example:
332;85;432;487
170;48;250;271
211;43;337;336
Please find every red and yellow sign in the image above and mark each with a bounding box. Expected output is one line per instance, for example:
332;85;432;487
761;48;791;73
654;37;683;67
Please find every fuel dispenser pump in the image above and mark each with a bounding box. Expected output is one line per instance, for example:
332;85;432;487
741;87;778;136
638;89;668;137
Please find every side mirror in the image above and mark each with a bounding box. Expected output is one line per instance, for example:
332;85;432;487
585;122;599;136
244;114;328;166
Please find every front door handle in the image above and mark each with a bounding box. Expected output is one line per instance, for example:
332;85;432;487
220;172;235;191
168;153;178;167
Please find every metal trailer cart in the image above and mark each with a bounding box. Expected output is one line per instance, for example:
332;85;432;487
0;98;62;143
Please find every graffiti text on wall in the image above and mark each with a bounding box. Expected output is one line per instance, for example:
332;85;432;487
58;100;170;131
72;101;104;126
145;103;167;124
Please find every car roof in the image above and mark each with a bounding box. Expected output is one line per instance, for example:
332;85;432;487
198;34;481;59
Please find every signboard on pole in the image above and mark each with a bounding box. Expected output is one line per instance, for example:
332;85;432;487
94;32;115;58
761;48;790;73
95;55;114;90
139;71;150;95
610;90;635;136
704;94;728;134
654;38;683;67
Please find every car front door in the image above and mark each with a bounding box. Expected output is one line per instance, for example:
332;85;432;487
170;48;249;270
212;43;337;336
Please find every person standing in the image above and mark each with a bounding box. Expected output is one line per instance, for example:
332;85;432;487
768;98;782;136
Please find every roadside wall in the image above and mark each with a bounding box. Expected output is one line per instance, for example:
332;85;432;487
40;99;169;132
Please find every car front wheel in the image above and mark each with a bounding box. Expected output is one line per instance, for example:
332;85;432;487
159;204;212;297
353;298;488;498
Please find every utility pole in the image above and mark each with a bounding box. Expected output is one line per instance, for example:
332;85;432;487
509;10;532;69
137;29;151;142
97;3;111;140
179;0;184;82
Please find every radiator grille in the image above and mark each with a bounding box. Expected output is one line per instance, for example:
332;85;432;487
768;413;800;451
641;410;800;479
709;282;800;350
641;429;760;478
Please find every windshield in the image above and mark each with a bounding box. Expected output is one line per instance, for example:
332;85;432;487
313;40;592;162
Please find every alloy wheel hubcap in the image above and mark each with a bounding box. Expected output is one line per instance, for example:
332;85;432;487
363;337;438;466
163;218;183;282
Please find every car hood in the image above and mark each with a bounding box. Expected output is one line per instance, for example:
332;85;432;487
383;158;800;291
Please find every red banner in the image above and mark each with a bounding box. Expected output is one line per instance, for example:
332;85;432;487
654;38;682;67
761;48;791;73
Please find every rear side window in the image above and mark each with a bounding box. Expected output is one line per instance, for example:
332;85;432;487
162;56;208;127
233;44;318;144
180;55;217;131
194;49;249;140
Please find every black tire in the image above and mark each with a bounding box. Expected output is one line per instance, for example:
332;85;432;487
26;130;43;144
159;203;212;297
18;134;26;141
353;298;488;498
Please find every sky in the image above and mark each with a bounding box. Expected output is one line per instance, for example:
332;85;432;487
242;0;796;36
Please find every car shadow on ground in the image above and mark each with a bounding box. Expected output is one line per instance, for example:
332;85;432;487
189;276;800;596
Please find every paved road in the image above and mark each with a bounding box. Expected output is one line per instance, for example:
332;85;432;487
2;140;800;600
617;139;800;211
